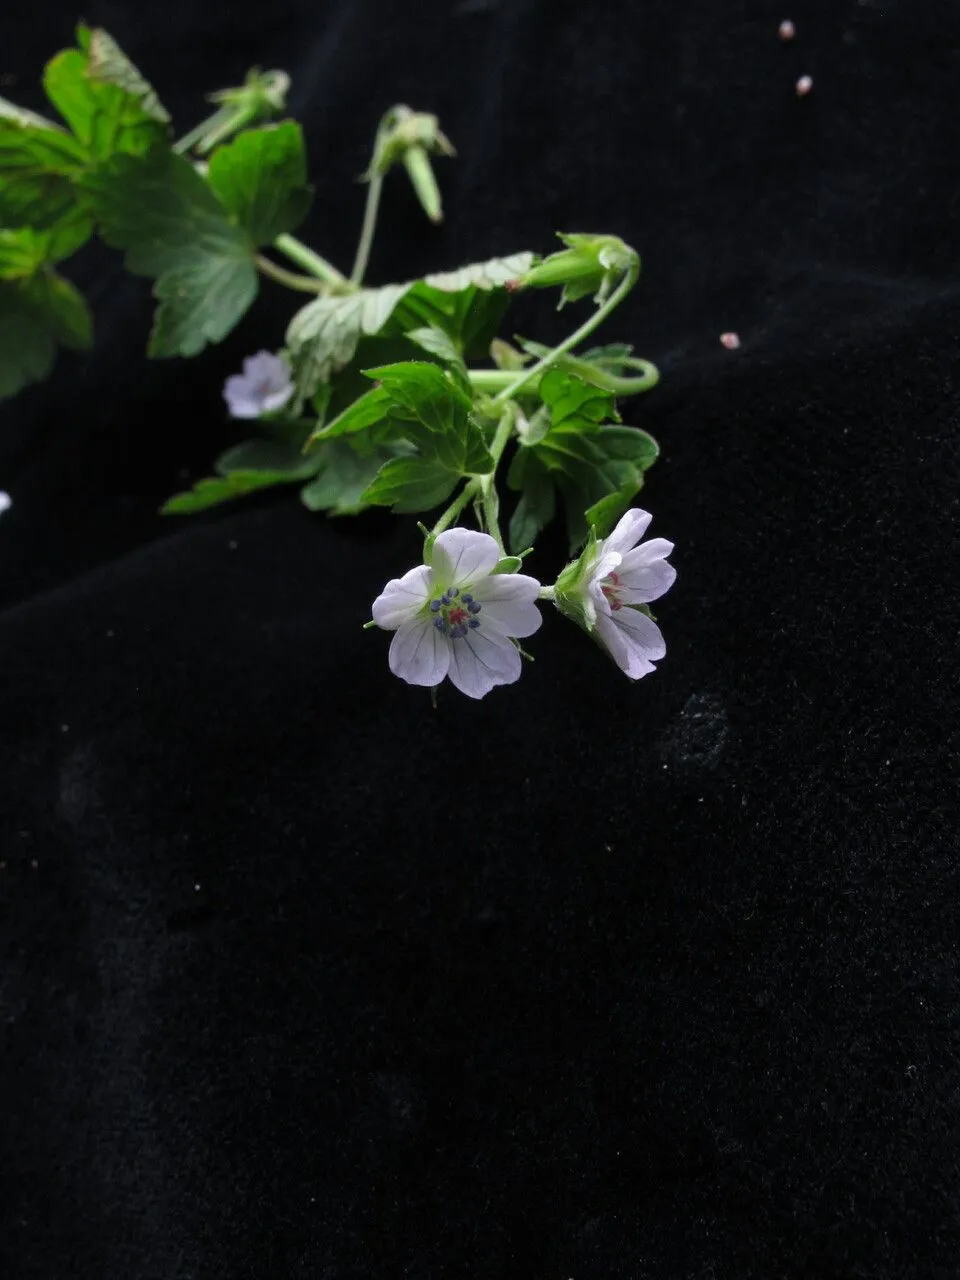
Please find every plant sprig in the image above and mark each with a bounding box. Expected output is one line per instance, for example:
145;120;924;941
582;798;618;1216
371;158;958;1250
1;24;676;698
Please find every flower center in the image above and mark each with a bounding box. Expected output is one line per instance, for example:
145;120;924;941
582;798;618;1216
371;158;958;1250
428;586;482;639
600;570;623;611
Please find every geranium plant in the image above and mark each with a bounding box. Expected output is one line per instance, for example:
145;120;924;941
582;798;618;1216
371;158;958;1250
0;26;676;697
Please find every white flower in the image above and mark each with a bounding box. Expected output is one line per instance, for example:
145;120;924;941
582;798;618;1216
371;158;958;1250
0;491;10;516
557;508;676;680
223;351;293;419
371;528;543;699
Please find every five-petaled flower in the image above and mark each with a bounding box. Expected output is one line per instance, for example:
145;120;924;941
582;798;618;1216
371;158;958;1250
223;351;293;419
556;508;676;680
371;529;542;699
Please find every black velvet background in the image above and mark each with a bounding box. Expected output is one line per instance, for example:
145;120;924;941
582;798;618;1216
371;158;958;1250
2;1;959;1276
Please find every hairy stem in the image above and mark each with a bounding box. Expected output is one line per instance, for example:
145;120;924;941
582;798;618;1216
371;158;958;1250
172;105;244;155
254;254;327;293
350;175;384;286
273;234;350;289
468;358;660;398
429;479;481;539
478;409;515;553
491;260;641;404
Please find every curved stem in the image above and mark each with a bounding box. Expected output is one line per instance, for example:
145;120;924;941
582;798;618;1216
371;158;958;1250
254;254;326;293
491;260;641;405
468;358;659;399
350;175;384;286
429;479;480;539
174;104;256;156
478;409;515;553
273;233;350;289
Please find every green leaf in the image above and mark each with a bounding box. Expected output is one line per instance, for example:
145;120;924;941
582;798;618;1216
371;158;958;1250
538;366;619;428
510;370;659;551
0;97;63;130
43;39;168;159
306;384;393;446
405;325;461;363
206;122;311;245
387;251;533;352
0;268;92;399
82;148;257;357
81;26;170;125
364;361;493;473
0;217;93;278
0;119;88;230
507;450;555;553
300;441;397;515
360;455;459;514
161;469;296;514
286;284;409;399
149;258;258;358
419;252;533;292
215;438;319;479
286;252;533;401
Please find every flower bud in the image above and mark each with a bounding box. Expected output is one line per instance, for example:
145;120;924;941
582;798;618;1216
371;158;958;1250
366;105;456;223
518;233;639;307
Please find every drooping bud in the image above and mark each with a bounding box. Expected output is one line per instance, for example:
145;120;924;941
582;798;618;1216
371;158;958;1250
516;233;639;308
366;105;456;224
195;68;291;153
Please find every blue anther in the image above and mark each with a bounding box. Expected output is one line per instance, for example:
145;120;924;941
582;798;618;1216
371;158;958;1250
433;617;445;632
430;599;443;612
467;601;481;615
461;594;473;604
447;586;459;598
468;618;481;629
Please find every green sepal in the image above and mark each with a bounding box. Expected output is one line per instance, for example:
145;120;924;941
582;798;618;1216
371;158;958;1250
519;232;638;307
492;556;524;574
553;527;600;633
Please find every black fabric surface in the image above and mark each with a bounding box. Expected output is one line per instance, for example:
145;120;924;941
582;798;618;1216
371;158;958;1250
2;2;959;1276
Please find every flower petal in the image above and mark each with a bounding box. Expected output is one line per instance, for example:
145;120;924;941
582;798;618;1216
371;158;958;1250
372;564;434;630
600;508;653;556
589;549;621;585
614;605;667;659
471;572;543;638
388;618;451;687
616;540;677;603
243;351;287;385
261;382;294;413
223;375;262;419
446;629;522;699
432;528;500;587
594;611;657;680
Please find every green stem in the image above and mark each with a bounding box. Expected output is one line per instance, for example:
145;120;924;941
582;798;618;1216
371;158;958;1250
350;175;384;286
172;105;239;155
254;254;326;293
273;233;350;289
538;585;556;601
427;406;517;547
468;355;659;398
478;409;515;553
491;260;641;405
429;479;480;539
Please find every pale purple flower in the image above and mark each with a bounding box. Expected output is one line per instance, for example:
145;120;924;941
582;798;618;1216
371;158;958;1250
0;491;10;516
223;351;293;419
558;508;676;680
371;528;542;699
